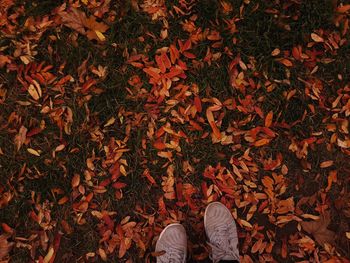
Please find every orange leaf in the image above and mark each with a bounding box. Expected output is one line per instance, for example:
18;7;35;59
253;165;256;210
161;52;172;69
337;4;350;13
194;96;202;112
58;196;69;205
262;176;274;189
254;138;271;147
265;111;273;128
143;169;156;185
279;58;293;67
320;160;334;168
143;67;161;80
153;140;166;150
326;171;337;192
155;55;166;73
209;121;221;139
71;174;80;188
169;44;179;64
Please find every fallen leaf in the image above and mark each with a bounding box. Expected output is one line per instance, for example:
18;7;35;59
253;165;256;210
254;138;271;147
14;126;27;151
265;111;273;128
279;58;293;67
311;33;324;43
320;160;334;168
28;84;40;100
43;247;54;263
301;211;335;246
336;5;350;13
27;148;40;156
271;48;280;56
59;7;109;41
0;234;14;260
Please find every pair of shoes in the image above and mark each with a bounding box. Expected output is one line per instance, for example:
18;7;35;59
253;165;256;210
155;202;240;263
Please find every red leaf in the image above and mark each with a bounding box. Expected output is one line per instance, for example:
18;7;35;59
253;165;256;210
194;96;202;112
161;52;172;69
155;55;166;73
153;140;166;150
183;51;196;59
143;67;161;80
169;44;179;64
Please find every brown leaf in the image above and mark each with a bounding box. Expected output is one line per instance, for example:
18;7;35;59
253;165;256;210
301;211;335;246
71;174;80;188
0;234;14;260
59;7;108;41
59;7;86;35
0;55;11;68
14;126;27;151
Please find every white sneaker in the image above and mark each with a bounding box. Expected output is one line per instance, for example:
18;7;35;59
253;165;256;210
204;202;240;263
155;223;187;263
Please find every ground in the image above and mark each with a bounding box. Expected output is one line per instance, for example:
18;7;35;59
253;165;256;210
0;0;350;262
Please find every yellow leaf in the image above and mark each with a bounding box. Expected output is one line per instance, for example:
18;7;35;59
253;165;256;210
301;214;320;220
104;117;115;127
55;144;65;152
28;84;40;101
346;232;350;239
239;219;253;229
43;247;54;263
311;33;324;43
27;148;40;156
81;0;88;4
120;164;127;176
95;30;106;41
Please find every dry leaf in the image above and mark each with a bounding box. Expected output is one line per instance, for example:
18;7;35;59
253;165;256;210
265;111;273;128
27;148;40;156
320;160;334;168
311;33;324;43
279;58;293;67
14;126;27;151
28;84;40;101
59;7;109;41
0;234;14;260
271;48;280;56
301;211;335;246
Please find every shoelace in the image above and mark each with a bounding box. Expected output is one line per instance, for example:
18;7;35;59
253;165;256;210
157;247;185;263
207;224;240;263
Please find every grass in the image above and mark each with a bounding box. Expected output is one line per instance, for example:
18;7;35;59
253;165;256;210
0;0;349;261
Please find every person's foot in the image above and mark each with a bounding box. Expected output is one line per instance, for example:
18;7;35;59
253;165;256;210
155;223;187;263
204;202;240;263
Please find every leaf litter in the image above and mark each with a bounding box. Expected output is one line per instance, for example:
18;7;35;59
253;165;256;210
0;0;349;262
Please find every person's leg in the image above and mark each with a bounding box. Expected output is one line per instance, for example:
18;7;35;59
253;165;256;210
204;202;240;263
154;223;187;263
